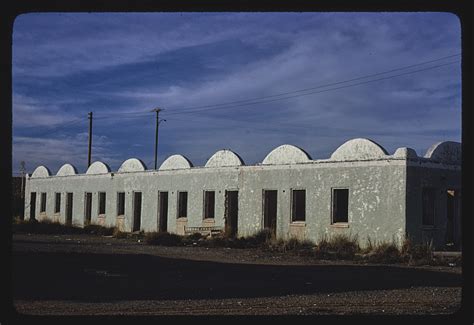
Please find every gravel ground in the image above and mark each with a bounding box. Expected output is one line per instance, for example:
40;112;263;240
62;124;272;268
12;233;462;315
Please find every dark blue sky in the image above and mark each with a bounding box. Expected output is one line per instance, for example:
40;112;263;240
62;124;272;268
12;12;461;175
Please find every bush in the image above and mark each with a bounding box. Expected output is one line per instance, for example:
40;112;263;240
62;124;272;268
12;219;81;234
401;238;433;264
112;227;128;239
267;238;314;253
83;224;115;236
315;234;360;259
367;242;402;264
145;232;183;246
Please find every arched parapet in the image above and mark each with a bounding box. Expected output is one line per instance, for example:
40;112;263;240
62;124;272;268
56;163;77;176
159;154;193;170
393;147;418;159
330;138;388;161
424;141;461;164
31;165;51;178
262;144;312;165
205;149;245;168
118;158;147;173
86;161;111;175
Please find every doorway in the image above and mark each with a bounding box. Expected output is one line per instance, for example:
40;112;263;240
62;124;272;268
133;192;142;232
30;192;36;220
446;189;459;247
66;192;73;226
158;191;168;232
84;192;92;225
263;190;277;236
225;190;239;237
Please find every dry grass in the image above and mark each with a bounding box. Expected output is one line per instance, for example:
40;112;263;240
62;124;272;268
314;234;360;259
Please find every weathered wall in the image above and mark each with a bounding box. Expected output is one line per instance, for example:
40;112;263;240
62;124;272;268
237;160;406;246
406;161;461;248
23;139;461;249
24;160;407;247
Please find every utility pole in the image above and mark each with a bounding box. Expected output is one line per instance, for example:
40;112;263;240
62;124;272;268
152;108;166;169
20;161;26;220
20;161;26;199
88;112;93;167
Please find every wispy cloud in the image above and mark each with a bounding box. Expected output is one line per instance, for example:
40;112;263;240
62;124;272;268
12;12;461;174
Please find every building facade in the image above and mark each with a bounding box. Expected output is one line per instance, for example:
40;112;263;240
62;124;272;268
23;138;461;249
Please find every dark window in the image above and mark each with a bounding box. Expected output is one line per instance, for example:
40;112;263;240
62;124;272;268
332;189;349;223
54;193;61;213
204;191;215;219
177;192;188;218
40;192;47;213
117;192;125;216
422;188;435;226
292;190;306;222
99;192;106;215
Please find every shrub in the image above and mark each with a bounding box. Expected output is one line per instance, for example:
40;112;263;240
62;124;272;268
401;237;433;264
83;224;115;236
112;227;128;239
367;242;402;264
145;231;183;246
267;238;314;253
315;234;360;259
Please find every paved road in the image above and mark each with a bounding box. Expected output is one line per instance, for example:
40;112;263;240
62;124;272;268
12;234;462;315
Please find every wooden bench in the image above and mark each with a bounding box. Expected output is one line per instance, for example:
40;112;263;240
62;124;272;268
184;226;224;237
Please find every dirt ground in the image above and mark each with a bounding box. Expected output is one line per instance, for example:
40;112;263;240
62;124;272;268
12;233;462;316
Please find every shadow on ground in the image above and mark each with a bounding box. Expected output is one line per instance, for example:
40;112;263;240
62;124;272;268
13;251;461;302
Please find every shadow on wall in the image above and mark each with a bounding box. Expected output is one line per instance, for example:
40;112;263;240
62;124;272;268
13;251;461;302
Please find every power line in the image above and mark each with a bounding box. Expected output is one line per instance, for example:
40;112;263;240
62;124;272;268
30;118;87;138
163;53;461;113
87;53;461;119
164;60;460;116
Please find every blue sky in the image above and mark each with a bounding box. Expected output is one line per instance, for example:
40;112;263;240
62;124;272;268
12;12;461;175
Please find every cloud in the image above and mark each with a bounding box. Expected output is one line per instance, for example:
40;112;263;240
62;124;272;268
12;12;461;174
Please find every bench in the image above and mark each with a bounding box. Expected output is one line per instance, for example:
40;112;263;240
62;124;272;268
184;226;224;237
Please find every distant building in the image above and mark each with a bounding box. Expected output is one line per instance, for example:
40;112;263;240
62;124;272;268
24;138;461;249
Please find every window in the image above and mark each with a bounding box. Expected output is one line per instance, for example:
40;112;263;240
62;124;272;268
291;189;306;222
332;188;349;223
40;192;47;213
177;191;188;218
54;193;61;213
117;192;125;216
204;191;215;219
98;192;106;215
422;188;435;226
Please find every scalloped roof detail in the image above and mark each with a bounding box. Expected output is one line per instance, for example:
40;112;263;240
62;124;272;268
393;147;418;159
118;158;147;173
86;161;111;175
424;141;461;164
262;144;312;165
31;165;51;178
159;155;193;170
205;149;245;167
330;138;388;161
56;163;77;176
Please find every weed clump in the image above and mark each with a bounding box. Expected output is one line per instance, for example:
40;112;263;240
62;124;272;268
315;234;360;259
145;232;183;246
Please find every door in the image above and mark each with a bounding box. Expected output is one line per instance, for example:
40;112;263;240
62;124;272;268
225;190;239;237
263;190;277;236
84;192;92;225
446;189;459;247
158;192;168;232
30;192;36;220
66;192;73;226
133;192;142;232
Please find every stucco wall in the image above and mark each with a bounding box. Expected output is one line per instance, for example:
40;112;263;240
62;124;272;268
24;160;407;247
23;139;461;249
405;161;461;248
